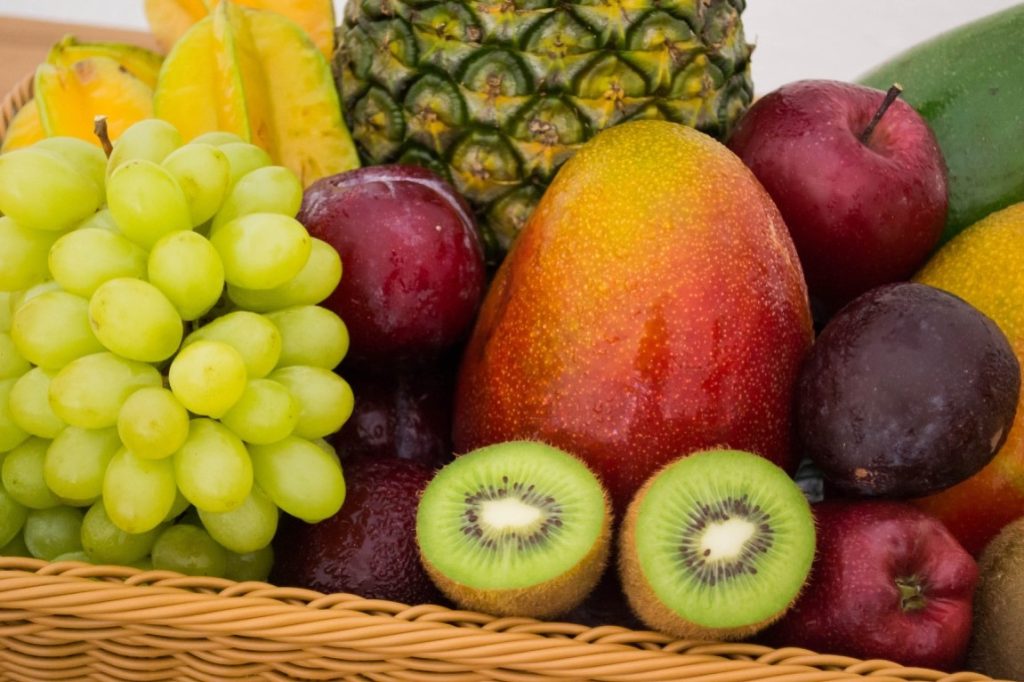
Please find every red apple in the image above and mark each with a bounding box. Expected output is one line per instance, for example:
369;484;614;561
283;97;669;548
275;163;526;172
298;165;486;368
762;500;977;671
727;80;948;311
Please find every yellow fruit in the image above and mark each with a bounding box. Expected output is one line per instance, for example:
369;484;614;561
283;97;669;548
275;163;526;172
155;2;359;186
34;57;154;145
47;36;164;88
1;100;46;153
911;202;1024;556
145;0;335;59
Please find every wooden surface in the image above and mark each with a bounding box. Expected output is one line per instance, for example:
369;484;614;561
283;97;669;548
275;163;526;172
0;16;158;98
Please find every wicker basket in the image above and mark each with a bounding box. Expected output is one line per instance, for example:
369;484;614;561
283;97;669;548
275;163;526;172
0;78;1007;682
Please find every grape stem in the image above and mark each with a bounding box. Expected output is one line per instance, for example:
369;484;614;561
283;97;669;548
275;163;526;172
94;116;113;156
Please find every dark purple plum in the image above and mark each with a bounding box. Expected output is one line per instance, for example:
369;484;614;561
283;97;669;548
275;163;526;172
330;365;455;468
298;165;486;368
797;282;1020;498
271;456;445;606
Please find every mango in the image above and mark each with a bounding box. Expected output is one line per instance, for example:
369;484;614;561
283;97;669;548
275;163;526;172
452;120;814;514
859;5;1024;245
155;2;359;186
145;0;335;59
911;202;1024;556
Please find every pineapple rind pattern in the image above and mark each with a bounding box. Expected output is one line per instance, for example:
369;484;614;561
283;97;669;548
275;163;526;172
336;0;753;259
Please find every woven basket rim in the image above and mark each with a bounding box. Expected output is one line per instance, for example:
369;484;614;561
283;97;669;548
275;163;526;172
0;557;1005;682
0;71;34;142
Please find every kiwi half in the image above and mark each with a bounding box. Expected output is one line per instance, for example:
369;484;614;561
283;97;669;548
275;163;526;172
619;449;814;640
969;517;1024;680
416;440;611;619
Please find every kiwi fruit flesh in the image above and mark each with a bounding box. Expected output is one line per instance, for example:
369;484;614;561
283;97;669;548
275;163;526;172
415;440;611;619
969;516;1024;680
619;449;815;640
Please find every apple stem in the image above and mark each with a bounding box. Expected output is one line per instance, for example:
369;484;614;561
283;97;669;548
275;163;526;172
859;83;904;145
93;116;113;157
896;576;926;612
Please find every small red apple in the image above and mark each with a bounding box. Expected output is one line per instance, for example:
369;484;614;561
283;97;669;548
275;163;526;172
762;500;977;671
727;80;948;312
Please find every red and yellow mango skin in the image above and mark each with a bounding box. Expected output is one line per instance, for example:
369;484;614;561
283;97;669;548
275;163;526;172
452;121;814;514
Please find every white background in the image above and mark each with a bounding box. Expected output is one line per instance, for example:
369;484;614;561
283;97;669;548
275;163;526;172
0;0;1020;93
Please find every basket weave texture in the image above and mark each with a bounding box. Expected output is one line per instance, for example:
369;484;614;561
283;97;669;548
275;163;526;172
0;78;1008;682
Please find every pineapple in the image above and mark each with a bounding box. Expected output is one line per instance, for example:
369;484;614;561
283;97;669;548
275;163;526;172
335;0;753;259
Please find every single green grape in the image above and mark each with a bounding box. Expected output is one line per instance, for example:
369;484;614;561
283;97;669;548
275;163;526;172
225;545;273;582
212;165;304;231
162;142;231;227
103;448;177;534
107;159;192;249
219;142;272;187
35;137;107;196
11;290;104;370
220;379;299;445
0;481;29;547
52;550;91;563
269;366;355;440
168;340;247;417
8;280;61;315
106;118;183;176
89;278;183;363
173;418;252;513
0;377;30;452
50;352;162;429
9;367;64;439
0;331;31;380
81;500;164;566
250;435;345;523
0;215;60;291
118;387;190;460
210;213;311;290
227;238;342;312
267;305;349;370
43;426;120;505
151;523;228;577
147;230;225;321
2;437;59;509
0;147;102;231
23;505;84;560
48;227;148;298
183;311;280;378
198;484;278;553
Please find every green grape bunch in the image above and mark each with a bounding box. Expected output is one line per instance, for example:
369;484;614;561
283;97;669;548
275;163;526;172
0;119;353;579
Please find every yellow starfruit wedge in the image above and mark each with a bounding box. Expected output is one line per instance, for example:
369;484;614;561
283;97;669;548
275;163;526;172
34;57;155;146
154;14;252;142
47;35;164;88
145;0;335;59
154;2;359;186
1;100;46;152
144;0;209;53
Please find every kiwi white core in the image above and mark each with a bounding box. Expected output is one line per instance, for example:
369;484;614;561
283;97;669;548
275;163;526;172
700;518;756;561
481;497;543;531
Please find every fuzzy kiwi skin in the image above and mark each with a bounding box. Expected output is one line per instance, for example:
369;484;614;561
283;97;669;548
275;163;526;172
618;462;798;641
969;516;1024;679
419;496;612;620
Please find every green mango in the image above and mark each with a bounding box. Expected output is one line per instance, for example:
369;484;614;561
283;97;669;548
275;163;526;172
859;5;1024;245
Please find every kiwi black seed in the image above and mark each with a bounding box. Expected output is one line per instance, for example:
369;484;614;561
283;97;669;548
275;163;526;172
619;449;815;640
415;440;611;619
968;516;1024;680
